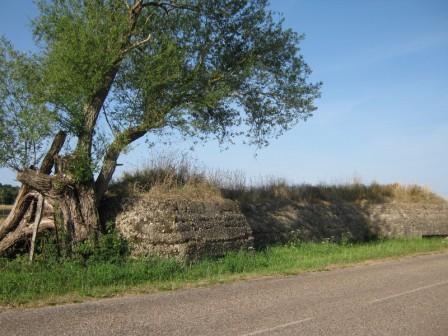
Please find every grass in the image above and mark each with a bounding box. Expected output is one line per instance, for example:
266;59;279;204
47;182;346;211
0;205;13;210
107;151;224;202
1;238;447;309
107;152;446;204
2;154;447;309
0;204;12;225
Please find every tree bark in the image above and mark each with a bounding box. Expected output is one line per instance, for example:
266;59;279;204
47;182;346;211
0;132;66;254
8;168;101;254
0;187;34;240
95;125;148;201
0;220;54;253
0;194;54;253
56;182;100;251
29;194;45;264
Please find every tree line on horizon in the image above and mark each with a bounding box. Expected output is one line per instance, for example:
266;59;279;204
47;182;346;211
0;183;19;205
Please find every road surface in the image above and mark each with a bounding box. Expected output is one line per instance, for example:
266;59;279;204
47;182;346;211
1;253;447;335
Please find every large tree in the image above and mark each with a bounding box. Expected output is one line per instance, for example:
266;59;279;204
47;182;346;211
0;0;321;254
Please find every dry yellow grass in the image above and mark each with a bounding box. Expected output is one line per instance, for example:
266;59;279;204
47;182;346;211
219;179;446;205
0;205;12;224
106;152;446;205
109;157;445;205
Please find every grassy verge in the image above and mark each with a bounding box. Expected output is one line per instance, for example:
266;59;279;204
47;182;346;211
1;238;447;309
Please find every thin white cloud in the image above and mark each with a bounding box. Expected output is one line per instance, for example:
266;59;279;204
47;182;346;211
372;33;448;62
323;32;448;73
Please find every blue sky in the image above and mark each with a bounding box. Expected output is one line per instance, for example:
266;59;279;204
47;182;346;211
1;1;447;199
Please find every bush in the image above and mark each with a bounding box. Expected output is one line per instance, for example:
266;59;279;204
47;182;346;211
74;223;130;264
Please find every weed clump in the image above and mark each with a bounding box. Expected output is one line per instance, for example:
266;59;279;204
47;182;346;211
107;151;223;201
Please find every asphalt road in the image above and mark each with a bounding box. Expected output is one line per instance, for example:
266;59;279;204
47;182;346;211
1;253;447;335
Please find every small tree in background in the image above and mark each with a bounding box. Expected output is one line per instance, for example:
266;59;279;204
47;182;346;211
0;0;321;255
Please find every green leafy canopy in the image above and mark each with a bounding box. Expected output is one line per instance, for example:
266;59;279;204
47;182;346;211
0;37;56;171
1;0;321;186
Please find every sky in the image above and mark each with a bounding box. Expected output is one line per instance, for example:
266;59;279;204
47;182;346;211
0;0;447;199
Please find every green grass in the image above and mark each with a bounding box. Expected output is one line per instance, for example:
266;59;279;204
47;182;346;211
1;238;447;309
2;155;447;308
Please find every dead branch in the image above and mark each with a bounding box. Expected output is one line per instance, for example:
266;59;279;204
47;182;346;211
0;219;54;253
29;194;45;264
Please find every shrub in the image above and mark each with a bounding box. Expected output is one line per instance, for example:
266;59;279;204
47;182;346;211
74;222;130;264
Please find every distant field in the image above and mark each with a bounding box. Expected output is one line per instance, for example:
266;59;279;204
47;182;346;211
0;205;12;223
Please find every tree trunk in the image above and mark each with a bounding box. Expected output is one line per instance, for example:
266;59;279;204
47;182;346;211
55;182;100;252
0;132;71;254
0;219;54;253
0;193;54;253
0;186;34;241
1;170;101;255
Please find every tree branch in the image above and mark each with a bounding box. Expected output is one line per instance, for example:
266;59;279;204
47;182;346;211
40;131;67;174
0;131;65;241
0;219;54;254
17;169;62;198
95;125;149;201
0;189;36;240
121;33;153;54
76;61;123;159
142;1;198;12
29;194;45;264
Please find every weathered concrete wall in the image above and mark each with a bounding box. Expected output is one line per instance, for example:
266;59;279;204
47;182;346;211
243;201;374;248
367;202;448;238
114;196;448;261
115;197;253;261
243;201;448;248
